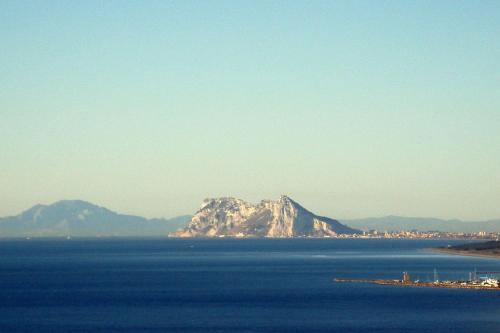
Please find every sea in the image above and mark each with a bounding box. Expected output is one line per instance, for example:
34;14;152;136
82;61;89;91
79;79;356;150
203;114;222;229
0;238;499;333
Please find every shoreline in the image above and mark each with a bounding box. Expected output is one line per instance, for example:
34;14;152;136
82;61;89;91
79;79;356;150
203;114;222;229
429;247;500;260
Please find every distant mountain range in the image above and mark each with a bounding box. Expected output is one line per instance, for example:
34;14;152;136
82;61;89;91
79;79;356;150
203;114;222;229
0;200;190;237
173;195;360;237
2;200;499;238
342;216;500;233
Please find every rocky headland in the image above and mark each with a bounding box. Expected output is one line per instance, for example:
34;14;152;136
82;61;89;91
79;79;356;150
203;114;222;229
173;195;360;238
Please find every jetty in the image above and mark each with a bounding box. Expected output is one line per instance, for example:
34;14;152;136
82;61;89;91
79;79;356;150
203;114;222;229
334;271;500;291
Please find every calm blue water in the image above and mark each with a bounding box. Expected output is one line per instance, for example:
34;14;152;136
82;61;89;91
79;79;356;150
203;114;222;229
0;238;499;332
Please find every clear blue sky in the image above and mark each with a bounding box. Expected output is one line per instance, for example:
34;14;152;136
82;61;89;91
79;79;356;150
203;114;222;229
1;1;499;220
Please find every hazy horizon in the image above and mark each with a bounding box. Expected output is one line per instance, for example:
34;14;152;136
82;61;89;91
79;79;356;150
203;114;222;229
2;1;499;221
3;196;500;223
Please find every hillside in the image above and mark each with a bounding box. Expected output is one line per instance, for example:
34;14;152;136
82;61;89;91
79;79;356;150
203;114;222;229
342;216;500;232
0;200;190;237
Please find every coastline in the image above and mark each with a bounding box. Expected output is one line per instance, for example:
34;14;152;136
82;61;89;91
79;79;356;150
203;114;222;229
429;247;500;260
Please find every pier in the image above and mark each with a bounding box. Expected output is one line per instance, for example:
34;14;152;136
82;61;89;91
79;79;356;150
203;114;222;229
334;271;500;291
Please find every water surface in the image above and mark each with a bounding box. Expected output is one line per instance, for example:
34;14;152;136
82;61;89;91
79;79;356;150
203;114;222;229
0;238;499;332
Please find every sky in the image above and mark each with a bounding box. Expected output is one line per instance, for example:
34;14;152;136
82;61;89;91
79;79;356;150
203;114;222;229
1;1;499;220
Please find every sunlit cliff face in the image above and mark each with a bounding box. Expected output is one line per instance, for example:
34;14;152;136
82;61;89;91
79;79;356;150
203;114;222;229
175;196;360;237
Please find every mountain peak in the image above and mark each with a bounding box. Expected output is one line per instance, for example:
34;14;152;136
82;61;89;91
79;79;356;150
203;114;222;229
199;197;248;211
279;195;294;205
51;199;102;209
54;199;95;205
1;200;191;237
175;196;360;237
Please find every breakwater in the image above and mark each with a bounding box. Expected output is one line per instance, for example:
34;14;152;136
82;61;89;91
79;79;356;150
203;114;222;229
334;278;500;291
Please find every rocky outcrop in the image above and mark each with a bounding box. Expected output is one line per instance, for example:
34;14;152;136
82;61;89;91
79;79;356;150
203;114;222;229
173;195;360;237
